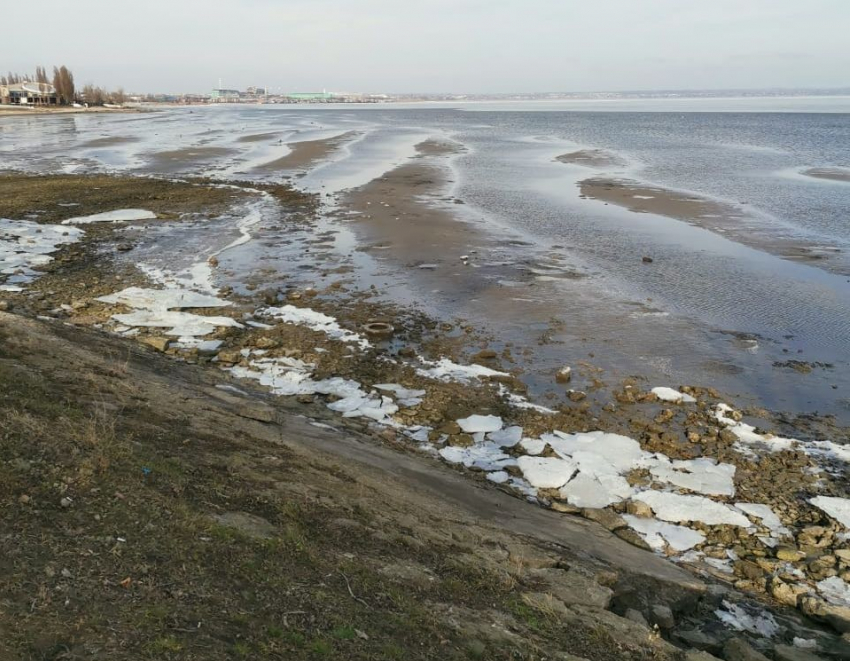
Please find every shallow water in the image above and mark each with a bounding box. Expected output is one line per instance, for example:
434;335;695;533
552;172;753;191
2;101;849;420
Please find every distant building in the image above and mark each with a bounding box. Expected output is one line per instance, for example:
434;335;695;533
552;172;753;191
285;91;336;102
0;81;58;105
245;86;266;96
210;88;241;102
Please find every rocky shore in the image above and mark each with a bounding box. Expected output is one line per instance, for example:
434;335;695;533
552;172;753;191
2;171;850;659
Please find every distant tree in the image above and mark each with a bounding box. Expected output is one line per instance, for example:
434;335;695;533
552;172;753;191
35;66;49;85
52;65;76;104
109;87;126;104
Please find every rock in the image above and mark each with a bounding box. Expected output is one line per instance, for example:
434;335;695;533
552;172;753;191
642;256;654;263
529;567;613;609
614;527;652;551
835;549;850;562
212;511;275;538
556;366;572;384
723;638;770;661
567;390;586;402
733;560;764;581
776;546;806;562
208;256;219;267
142;336;171;352
236;404;275;423
398;346;416;358
448;434;474;448
216;349;243;364
60;497;72;508
800;596;850;633
378;561;437;590
625;500;653;518
773;644;826;661
254;336;279;349
650;604;675;630
769;577;805;607
581;508;626;531
439;421;462;435
474;349;498;360
685;652;721;661
674;628;725;655
0;300;10;311
116;243;133;252
18;494;31;504
624;608;649;628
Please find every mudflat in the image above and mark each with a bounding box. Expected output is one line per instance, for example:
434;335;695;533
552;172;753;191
253;130;360;172
556;149;628;169
803;167;850;183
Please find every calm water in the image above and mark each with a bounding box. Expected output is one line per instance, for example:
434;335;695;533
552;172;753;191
2;100;849;419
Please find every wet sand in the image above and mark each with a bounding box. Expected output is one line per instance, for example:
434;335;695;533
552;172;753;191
556;149;628;169
0;106;140;117
803;167;850;183
253;130;359;172
237;131;283;143
144;146;236;173
79;136;141;148
580;177;846;272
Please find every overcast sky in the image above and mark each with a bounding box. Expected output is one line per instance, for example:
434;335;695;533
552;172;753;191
5;0;850;94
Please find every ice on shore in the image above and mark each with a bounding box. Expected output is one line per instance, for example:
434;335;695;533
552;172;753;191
715;601;779;638
623;515;706;552
456;414;503;433
817;576;850;607
715;404;797;452
374;383;426;407
560;472;634;508
1;218;82;291
488;426;523;447
61;209;157;225
440;442;515;472
517;456;577;489
734;503;789;536
651;387;696;403
634;491;751;527
263;305;370;349
417;357;509;383
649;457;736;497
97;287;241;337
810;496;850;528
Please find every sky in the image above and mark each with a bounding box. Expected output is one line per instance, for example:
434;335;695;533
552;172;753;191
4;0;850;94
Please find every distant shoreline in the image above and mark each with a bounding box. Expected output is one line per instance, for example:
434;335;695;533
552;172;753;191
0;105;148;117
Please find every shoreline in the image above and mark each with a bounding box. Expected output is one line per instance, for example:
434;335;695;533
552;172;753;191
3;170;850;655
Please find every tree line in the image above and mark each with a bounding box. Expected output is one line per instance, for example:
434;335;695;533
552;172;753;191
1;65;127;106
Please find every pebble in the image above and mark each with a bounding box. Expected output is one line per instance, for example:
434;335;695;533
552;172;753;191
60;497;73;508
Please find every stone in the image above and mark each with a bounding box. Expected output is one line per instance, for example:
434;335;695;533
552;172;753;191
723;638;770;661
529;567;613;609
773;644;826;661
142;336;171;352
60;497;72;508
650;604;675;630
254;336;279;349
614;527;652;551
448;434;474;448
623;608;649;629
835;549;850;562
212;511;275;538
216;349;243;364
625;500;653;518
236;404;275;423
0;300;10;312
776;546;806;562
581;508;626;531
116;243;133;252
685;652;721;661
769;578;805;607
733;560;763;581
474;349;498;360
556;366;572;384
800;596;850;634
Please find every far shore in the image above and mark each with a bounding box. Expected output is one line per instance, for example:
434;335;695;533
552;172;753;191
0;105;147;117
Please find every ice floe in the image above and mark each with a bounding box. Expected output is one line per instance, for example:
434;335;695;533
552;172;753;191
734;503;790;537
715;404;797;453
263;305;370;349
61;209;157;225
715;601;779;638
440;442;515;472
456;414;503;433
488;426;523;447
1;218;82;291
97;287;242;337
416;357;508;383
374;383;426;407
623;515;706;552
651;387;696;403
810;496;850;528
817;576;850;607
516;456;577;489
649;457;736;497
634;491;751;527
